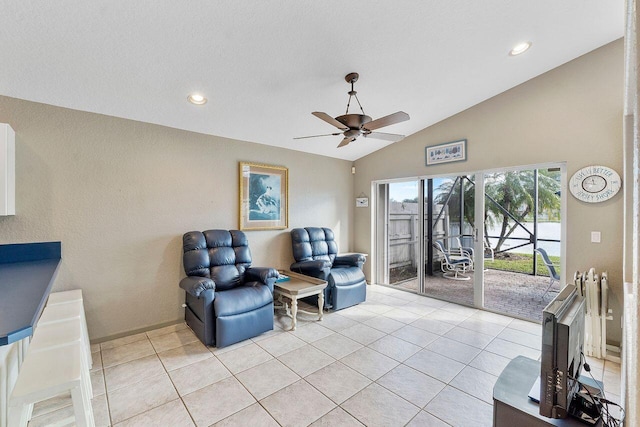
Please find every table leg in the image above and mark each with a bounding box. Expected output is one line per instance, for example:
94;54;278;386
274;293;284;311
291;298;298;331
318;291;324;321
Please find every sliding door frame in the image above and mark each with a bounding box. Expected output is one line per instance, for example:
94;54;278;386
371;161;567;309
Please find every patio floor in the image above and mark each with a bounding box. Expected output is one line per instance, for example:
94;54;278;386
386;269;559;322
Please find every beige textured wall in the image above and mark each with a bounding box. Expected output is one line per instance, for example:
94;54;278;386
354;40;624;344
0;97;353;341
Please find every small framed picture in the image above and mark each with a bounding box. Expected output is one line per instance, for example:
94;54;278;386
239;162;288;230
356;197;369;208
425;139;467;166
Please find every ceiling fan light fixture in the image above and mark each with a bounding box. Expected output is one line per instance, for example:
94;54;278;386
294;72;410;148
509;41;532;56
187;93;207;105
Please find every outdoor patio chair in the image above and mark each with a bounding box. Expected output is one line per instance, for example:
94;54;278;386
535;247;560;298
455;237;495;271
484;241;495;262
454;237;475;269
433;240;473;281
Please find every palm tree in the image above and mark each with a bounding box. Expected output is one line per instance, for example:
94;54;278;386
434;170;560;253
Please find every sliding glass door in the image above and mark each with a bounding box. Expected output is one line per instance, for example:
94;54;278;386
482;167;562;320
375;181;421;290
423;175;476;306
373;163;564;322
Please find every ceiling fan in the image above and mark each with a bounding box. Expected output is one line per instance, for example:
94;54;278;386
295;72;410;148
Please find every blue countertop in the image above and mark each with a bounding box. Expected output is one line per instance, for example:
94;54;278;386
0;242;61;346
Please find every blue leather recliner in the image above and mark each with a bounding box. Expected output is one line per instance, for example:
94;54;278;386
179;230;278;348
290;227;367;310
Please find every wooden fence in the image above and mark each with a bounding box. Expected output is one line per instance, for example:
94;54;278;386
389;213;418;269
388;204;448;269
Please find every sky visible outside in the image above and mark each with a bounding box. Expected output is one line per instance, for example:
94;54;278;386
389;178;450;202
386;175;561;256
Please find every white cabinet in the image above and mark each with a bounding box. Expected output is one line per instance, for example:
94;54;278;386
0;339;26;427
0;124;15;216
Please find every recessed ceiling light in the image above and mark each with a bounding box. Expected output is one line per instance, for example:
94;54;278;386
187;93;207;105
509;41;532;56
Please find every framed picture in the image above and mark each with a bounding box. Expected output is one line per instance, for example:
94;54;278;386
425;139;467;166
239;162;288;230
356;197;369;207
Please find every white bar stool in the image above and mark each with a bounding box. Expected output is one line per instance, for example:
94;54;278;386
38;300;92;369
30;318;93;399
47;289;83;306
8;342;95;427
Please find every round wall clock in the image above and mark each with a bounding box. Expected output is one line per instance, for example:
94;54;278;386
569;165;621;203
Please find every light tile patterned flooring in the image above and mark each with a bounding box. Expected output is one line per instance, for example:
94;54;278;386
28;285;622;427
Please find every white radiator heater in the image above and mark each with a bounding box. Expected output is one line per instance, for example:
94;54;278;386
574;268;613;359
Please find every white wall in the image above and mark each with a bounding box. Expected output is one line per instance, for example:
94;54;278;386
0;96;353;341
354;40;624;344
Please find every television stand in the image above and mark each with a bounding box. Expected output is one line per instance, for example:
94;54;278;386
493;356;603;427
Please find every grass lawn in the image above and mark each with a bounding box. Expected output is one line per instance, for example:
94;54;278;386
485;252;560;276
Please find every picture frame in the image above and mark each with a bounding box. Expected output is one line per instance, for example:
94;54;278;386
356;197;369;208
425;139;467;166
239;162;288;230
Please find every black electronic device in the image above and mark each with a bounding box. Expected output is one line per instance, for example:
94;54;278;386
539;284;589;420
569;389;602;425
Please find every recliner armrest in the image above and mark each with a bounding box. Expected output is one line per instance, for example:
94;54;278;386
245;267;279;290
333;253;366;268
180;276;215;298
290;260;332;278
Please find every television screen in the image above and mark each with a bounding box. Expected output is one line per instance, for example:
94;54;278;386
539;284;586;419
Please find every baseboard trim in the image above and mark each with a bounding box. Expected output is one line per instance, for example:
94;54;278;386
90;318;185;345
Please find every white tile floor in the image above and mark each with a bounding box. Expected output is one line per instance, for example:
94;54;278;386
28;285;622;427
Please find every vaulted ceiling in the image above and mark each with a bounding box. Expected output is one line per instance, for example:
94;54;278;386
0;1;624;161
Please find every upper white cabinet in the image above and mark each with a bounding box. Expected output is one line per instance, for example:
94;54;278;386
0;124;15;216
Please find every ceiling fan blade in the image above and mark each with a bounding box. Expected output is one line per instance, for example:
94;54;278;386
363;132;406;142
293;132;343;140
362;111;410;131
312;112;349;130
337;137;356;148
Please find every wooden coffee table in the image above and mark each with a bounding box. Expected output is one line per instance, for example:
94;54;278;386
274;270;328;331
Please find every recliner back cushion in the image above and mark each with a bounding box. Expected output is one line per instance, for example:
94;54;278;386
291;227;338;263
183;232;210;277
183;230;252;291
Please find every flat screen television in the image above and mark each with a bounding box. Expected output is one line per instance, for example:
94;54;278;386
539;284;586;419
